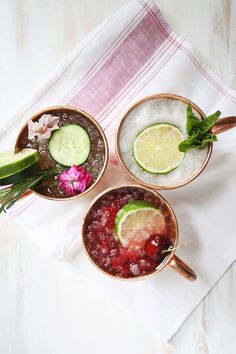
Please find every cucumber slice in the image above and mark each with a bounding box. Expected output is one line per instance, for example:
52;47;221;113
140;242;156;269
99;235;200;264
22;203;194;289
0;162;39;186
0;148;40;179
49;124;91;166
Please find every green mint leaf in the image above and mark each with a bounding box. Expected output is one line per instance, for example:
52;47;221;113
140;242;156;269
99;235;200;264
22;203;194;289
179;132;217;152
186;104;201;134
179;132;200;152
179;105;220;152
200;110;221;133
197;133;218;148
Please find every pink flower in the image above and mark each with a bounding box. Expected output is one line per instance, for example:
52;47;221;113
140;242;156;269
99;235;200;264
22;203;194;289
28;114;60;140
59;165;93;196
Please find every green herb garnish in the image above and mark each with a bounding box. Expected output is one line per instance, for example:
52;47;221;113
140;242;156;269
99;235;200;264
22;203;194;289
0;168;62;213
179;104;221;152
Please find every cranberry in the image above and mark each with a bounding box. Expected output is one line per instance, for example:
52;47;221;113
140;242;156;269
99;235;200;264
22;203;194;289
144;234;164;259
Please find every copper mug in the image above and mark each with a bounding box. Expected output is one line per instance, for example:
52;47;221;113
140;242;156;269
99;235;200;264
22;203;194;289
14;106;109;201
82;184;197;281
116;93;236;190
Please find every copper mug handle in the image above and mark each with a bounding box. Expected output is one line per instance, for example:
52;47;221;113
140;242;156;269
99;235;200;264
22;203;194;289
169;255;197;281
212;116;236;135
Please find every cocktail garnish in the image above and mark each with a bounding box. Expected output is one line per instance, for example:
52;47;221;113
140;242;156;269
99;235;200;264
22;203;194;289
133;123;184;174
28;114;60;140
0;167;62;213
59;165;93;196
179;104;221;152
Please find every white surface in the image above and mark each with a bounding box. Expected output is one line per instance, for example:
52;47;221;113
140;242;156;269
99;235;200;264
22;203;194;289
0;0;236;353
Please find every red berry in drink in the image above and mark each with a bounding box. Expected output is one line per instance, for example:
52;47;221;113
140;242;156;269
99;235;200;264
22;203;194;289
144;234;164;258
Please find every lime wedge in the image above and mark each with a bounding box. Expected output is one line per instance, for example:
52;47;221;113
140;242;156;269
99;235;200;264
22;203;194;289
0;148;40;180
115;200;166;247
133;123;185;174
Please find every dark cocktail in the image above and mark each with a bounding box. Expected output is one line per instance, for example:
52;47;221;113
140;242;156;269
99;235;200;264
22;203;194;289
15;106;108;199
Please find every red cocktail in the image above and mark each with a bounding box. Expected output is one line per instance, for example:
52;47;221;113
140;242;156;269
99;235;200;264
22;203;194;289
83;186;176;279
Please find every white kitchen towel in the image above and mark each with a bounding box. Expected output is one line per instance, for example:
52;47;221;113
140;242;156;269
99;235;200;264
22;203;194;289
1;0;236;341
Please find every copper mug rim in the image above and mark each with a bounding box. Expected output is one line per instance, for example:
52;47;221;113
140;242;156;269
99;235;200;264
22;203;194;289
115;93;213;190
82;184;197;282
15;105;109;201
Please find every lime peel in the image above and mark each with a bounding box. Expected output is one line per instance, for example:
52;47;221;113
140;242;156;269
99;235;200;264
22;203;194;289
0;148;40;179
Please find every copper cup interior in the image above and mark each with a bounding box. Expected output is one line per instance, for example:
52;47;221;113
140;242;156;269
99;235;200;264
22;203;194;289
116;93;213;190
82;184;179;281
15;105;109;201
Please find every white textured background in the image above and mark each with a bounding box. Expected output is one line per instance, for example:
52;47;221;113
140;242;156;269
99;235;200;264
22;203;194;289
0;1;236;353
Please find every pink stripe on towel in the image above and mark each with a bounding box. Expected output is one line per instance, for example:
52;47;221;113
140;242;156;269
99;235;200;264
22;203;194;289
68;6;168;115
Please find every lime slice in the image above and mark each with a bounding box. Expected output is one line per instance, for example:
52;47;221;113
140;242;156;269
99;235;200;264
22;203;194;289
115;200;166;247
133;123;185;174
0;148;40;180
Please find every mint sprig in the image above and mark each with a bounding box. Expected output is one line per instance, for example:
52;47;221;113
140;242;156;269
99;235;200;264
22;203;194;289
179;104;221;153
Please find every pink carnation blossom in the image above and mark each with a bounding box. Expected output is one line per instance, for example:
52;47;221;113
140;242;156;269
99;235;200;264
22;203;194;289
59;165;93;196
28;114;60;140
